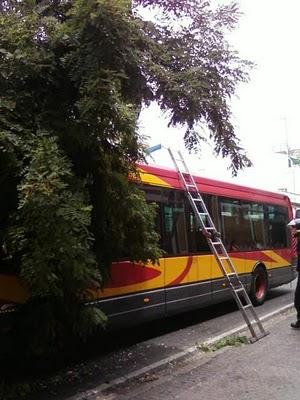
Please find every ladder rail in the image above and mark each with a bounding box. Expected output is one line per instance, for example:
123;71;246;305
168;148;269;342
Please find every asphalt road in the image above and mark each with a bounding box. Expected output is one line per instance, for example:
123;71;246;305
40;280;297;400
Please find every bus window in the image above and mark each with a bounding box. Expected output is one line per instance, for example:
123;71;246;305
144;186;164;249
265;205;288;248
161;190;188;255
185;194;211;253
219;198;243;250
242;202;267;249
219;198;264;251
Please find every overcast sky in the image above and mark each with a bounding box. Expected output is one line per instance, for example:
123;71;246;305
139;0;300;201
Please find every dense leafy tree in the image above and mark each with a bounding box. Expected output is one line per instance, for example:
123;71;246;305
0;0;252;355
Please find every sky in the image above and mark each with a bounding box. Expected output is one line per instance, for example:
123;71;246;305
139;0;300;203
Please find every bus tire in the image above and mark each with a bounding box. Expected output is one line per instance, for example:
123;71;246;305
249;266;268;306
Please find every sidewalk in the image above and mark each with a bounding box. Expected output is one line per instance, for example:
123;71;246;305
95;310;300;400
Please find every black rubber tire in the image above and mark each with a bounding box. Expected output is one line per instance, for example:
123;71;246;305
249;266;268;306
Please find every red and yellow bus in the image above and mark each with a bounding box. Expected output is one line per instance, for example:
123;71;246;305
0;164;297;327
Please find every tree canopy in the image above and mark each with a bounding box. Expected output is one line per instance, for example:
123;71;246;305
0;0;252;355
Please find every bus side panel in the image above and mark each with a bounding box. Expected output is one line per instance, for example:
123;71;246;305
165;255;212;315
244;250;273;280
87;260;166;328
244;249;296;289
265;248;297;288
96;287;166;328
211;252;246;303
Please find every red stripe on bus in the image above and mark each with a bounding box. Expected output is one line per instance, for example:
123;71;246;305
230;251;275;262
106;262;161;288
167;256;193;286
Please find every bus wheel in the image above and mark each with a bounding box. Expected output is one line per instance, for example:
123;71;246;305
249;266;268;306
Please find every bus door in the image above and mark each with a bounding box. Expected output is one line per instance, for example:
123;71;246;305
159;189;211;314
264;204;291;286
241;201;267;290
165;196;213;315
212;198;247;301
186;204;213;311
162;193;193;314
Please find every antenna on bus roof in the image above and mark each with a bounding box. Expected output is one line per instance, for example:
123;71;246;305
145;144;163;155
145;144;162;164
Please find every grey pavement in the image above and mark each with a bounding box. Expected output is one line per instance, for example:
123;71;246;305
68;285;295;397
38;285;294;400
96;309;300;400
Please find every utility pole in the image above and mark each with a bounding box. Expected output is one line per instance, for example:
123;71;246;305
275;117;297;201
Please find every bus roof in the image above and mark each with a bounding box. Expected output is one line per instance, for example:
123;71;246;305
138;163;291;207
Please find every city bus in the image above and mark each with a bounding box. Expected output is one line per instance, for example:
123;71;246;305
0;164;297;327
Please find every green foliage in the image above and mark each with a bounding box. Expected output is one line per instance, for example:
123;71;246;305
290;156;300;166
0;0;252;357
11;134;99;299
198;335;249;352
136;0;253;174
0;380;32;400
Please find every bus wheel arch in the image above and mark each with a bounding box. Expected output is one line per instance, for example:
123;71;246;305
249;264;268;306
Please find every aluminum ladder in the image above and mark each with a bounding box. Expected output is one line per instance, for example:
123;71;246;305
168;148;269;342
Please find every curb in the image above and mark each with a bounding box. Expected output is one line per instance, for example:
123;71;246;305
68;302;294;400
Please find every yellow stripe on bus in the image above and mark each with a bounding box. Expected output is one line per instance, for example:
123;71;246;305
138;169;172;188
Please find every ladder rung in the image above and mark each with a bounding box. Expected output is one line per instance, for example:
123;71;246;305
234;287;245;293
211;241;222;245
243;304;253;310
192;197;204;202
